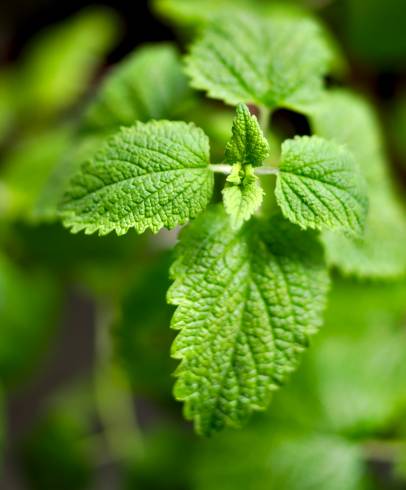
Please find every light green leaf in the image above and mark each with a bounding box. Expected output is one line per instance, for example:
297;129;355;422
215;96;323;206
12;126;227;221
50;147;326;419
221;104;268;228
61;121;214;235
312;279;406;435
323;191;406;279
35;45;193;222
225;104;269;167
185;11;332;111
186;103;235;161
195;428;365;490
275;136;368;234
309;90;406;278
82;43;193;134
152;0;253;26
168;206;329;435
0;127;72;222
222;164;264;229
18;7;119;118
267;277;406;436
33;133;108;222
309;90;385;186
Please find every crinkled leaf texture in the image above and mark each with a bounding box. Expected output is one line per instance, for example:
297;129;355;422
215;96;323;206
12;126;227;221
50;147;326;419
225;104;269;166
61;121;214;235
222;167;264;230
275;136;368;234
221;104;268;229
36;44;190;223
168;206;329;435
82;43;192;134
185;11;332;111
309;90;406;278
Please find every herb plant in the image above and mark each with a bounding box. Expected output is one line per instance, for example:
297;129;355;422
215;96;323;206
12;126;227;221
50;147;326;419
1;1;406;488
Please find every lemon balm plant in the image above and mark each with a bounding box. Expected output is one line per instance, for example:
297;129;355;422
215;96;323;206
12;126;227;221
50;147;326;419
1;2;406;488
53;7;406;437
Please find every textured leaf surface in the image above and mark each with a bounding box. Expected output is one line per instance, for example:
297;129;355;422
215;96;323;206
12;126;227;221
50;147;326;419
310;90;406;278
82;43;192;134
185;11;332;111
33;133;106;222
266;278;406;437
224;104;269;167
168;206;329;435
61;121;213;235
275;136;368;233
222;164;264;229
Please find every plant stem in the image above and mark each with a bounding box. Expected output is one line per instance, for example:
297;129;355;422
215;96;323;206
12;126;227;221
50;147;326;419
255;167;279;175
209;164;278;175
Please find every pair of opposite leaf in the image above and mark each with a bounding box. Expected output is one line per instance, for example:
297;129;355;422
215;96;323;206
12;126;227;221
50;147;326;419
61;103;367;237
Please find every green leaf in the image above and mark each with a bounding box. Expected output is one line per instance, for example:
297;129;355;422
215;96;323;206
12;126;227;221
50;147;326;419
322;192;406;279
81;43;193;134
0;253;61;386
269;277;406;437
186;103;235;162
18;7;119;118
168;206;329;435
312;278;406;435
195;428;366;490
185;11;332;111
0;127;72;222
308;90;384;186
309;90;406;278
152;0;254;27
61;121;214;235
275;136;368;234
33;133;106;222
224;104;269;167
35;45;193;222
221;103;268;228
222;164;264;229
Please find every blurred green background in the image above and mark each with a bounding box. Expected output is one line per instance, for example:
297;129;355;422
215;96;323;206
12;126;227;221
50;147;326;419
0;0;406;489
